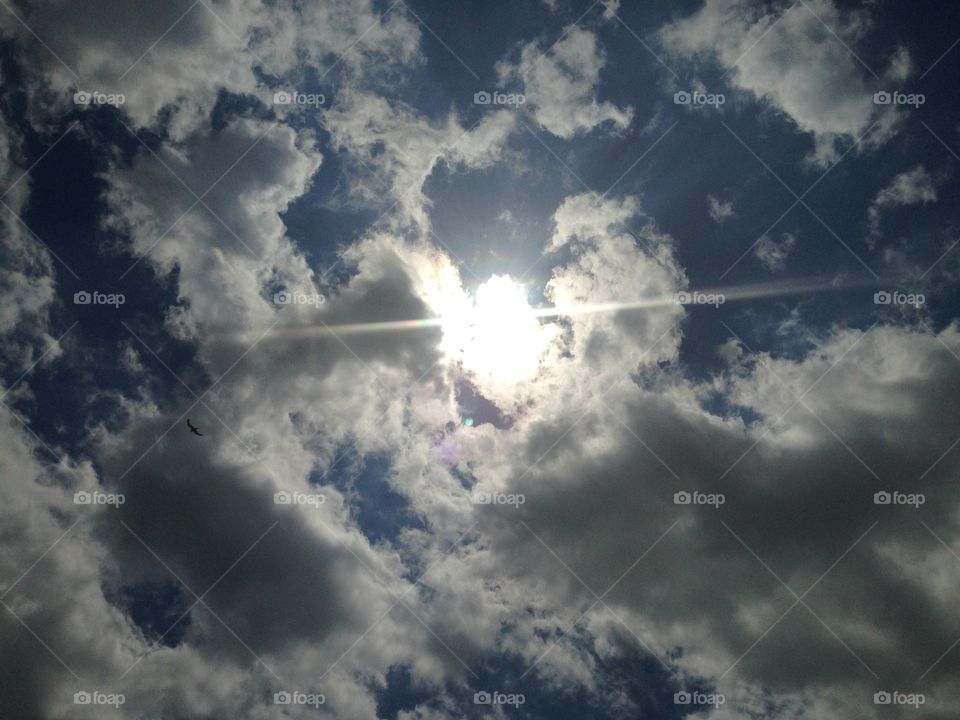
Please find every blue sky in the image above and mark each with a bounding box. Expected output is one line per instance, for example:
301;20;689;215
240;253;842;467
1;0;960;718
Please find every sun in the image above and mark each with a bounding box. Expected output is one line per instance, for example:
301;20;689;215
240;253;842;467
441;275;552;386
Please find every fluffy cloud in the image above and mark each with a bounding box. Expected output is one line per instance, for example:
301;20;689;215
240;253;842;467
0;0;423;139
754;231;796;271
3;2;959;718
661;0;906;164
0;8;476;716
544;192;684;380
101;116;322;349
0;99;60;372
868;165;938;237
498;27;633;139
708;194;735;224
324;91;517;231
442;317;960;719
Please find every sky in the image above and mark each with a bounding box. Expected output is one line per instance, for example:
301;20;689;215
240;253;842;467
1;0;959;718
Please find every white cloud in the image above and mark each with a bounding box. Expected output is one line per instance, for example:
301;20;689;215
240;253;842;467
324;90;517;231
498;27;633;139
0;0;424;139
661;0;906;164
0;103;60;372
602;0;622;21
754;231;796;271
868;164;938;237
443;321;960;718
708;194;735;223
100;117;322;356
544;192;684;381
4;2;960;717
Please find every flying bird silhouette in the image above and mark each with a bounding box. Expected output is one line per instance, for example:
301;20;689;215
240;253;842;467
186;419;203;437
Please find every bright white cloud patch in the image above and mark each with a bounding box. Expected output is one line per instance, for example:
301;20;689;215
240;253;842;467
0;0;423;138
868;165;938;237
754;231;796;271
708;194;735;223
661;0;906;164
498;27;633;139
325;90;517;231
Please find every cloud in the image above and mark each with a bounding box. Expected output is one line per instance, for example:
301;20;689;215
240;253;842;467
708;194;735;223
446;320;960;719
0;14;479;713
0;0;423;139
4;2;960;718
0;225;480;717
539;0;621;21
868;165;938;237
544;192;684;380
754;231;796;271
498;27;633;139
0;97;61;373
99;116;323;365
324;91;517;231
661;0;905;164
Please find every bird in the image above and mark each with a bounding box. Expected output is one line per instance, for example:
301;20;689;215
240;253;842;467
186;419;203;437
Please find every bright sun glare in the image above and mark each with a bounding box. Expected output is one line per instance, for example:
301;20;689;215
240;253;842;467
441;275;550;385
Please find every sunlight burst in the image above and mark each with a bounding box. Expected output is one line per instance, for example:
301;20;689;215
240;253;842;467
441;275;551;385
